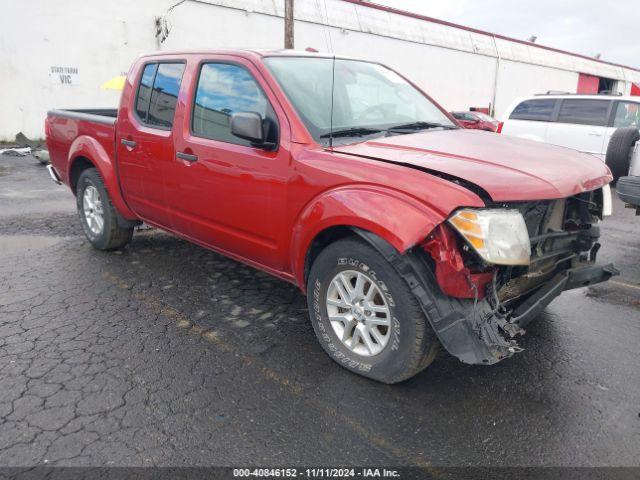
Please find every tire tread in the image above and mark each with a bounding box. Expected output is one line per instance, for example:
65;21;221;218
76;168;133;250
606;128;639;183
308;237;438;384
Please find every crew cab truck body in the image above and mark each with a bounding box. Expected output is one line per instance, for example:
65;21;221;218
46;50;617;383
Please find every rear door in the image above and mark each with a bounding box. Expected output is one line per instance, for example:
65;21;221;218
501;98;557;142
167;56;291;271
116;60;186;227
545;98;612;159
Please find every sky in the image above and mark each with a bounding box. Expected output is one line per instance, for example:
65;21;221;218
367;0;640;69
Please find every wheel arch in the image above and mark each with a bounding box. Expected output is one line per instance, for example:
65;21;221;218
291;186;446;291
67;135;137;220
68;156;95;193
303;225;355;286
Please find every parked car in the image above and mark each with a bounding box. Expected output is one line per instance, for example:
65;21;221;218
45;50;617;383
451;111;500;132
501;94;639;160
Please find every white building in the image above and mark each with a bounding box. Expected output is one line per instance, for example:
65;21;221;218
2;0;639;140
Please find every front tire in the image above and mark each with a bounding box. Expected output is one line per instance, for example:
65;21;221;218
76;168;133;250
307;238;438;384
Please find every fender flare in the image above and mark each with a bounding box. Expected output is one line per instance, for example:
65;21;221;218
290;185;446;289
67;135;137;220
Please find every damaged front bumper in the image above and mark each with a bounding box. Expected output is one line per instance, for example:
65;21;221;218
431;262;619;365
354;227;619;367
509;262;619;328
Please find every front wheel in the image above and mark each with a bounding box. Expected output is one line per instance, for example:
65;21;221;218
307;238;438;384
76;168;133;250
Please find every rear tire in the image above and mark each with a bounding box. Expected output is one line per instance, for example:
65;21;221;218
307;237;438;384
605;127;639;184
76;168;133;250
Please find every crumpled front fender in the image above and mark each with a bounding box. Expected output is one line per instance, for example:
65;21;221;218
290;185;445;289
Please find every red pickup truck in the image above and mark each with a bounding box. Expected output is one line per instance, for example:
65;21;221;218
46;50;617;383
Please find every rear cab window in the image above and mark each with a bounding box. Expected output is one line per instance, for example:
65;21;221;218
134;61;186;129
557;99;611;126
509;99;557;121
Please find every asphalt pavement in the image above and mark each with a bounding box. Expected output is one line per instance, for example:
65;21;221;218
0;153;639;470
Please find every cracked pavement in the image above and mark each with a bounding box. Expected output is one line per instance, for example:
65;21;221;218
0;154;639;468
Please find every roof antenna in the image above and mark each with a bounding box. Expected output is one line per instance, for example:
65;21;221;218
329;56;336;149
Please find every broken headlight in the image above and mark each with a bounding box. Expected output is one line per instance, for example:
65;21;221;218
448;209;531;266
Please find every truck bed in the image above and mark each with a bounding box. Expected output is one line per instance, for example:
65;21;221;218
46;109;117;187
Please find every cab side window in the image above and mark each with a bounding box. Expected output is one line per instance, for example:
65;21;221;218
134;62;186;129
557;99;610;126
509;99;557;121
191;63;277;146
135;64;157;122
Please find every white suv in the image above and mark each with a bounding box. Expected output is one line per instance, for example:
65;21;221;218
501;94;639;161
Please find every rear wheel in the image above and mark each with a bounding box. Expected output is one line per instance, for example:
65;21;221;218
76;168;133;250
606;127;639;183
307;237;438;384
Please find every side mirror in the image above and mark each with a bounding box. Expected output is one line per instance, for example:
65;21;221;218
230;112;266;146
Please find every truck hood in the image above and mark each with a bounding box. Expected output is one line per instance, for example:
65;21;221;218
333;129;612;201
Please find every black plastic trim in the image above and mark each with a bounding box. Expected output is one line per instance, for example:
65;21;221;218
512;263;619;328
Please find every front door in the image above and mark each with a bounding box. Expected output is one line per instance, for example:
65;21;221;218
116;61;186;227
168;57;290;271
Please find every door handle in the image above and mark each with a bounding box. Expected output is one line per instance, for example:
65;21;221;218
176;151;198;163
588;131;602;137
121;139;137;148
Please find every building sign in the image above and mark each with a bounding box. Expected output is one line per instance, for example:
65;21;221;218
50;66;80;85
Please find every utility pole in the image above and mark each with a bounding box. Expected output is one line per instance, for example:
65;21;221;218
284;0;294;49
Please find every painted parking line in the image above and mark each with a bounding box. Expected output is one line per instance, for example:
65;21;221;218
610;280;640;292
102;270;441;474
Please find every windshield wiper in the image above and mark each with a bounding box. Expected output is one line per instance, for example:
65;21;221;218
387;121;458;132
320;127;383;139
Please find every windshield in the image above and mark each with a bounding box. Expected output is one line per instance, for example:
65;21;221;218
263;57;455;145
